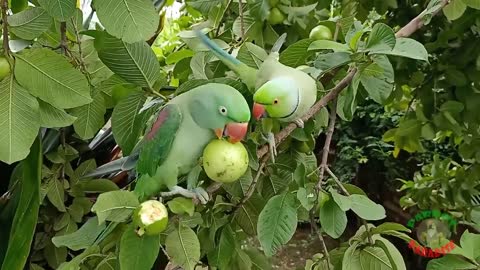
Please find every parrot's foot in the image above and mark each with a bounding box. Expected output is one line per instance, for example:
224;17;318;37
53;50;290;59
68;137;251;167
262;132;277;163
294;119;304;129
160;186;209;204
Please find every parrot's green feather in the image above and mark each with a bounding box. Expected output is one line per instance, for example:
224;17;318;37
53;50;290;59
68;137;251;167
137;104;182;177
196;31;258;90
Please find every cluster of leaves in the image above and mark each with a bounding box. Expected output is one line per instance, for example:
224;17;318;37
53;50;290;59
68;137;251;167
1;0;480;270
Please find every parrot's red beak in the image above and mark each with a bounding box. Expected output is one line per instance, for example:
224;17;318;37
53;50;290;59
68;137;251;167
253;102;266;120
225;122;248;143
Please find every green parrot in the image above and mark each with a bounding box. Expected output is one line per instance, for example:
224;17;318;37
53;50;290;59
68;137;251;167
196;31;317;160
83;83;251;203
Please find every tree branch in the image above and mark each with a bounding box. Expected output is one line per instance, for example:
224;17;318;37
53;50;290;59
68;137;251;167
215;0;233;37
256;0;450;160
235;156;268;209
238;0;245;39
60;22;68;55
1;0;9;55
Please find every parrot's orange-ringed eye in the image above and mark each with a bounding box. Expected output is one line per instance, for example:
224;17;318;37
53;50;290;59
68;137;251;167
219;106;228;115
273;99;279;104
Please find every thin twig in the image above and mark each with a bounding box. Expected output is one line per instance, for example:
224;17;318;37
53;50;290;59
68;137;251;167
60;22;68;55
315;99;337;191
215;0;233;37
235;157;267;209
325;167;373;244
256;0;450;160
310;214;331;267
1;0;9;55
238;0;245;39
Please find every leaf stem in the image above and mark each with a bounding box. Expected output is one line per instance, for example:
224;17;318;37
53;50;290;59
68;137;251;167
238;0;245;40
215;0;233;37
60;22;68;55
1;0;9;55
235;157;267;209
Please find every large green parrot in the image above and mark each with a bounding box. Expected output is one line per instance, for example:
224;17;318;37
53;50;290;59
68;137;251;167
196;31;317;159
83;83;251;203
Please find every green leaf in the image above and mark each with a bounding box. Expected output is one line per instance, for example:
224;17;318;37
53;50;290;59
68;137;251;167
427;254;477;270
231;248;253;269
166;50;195;65
314;52;351;73
187;0;223;15
371;38;429;61
93;0;159;43
320;199;347;239
15;48;92;109
331;190;352;211
52;217;106;251
94;32;161;88
91;190;139;224
237;42;268;68
167;197;195;216
359;246;394;269
279;39;315;67
350;194;386;221
1;136;41;270
57;245;100;270
74;179;119;193
47;178;66;212
79;40;113;86
209;225;236;269
462;0;480;9
308;40;351;52
8;7;52;40
112;90;146;155
190;52;213;79
234;194;264;236
359;55;394;104
443;0;467;20
257;193;298;256
0;75;40;164
166;224;201;270
245;248;272;270
70;92;106;140
375;236;407;270
119;223;160;270
365;23;396;52
37;0;76;21
370;222;411;235
248;0;270;20
38;100;77;128
460;230;480;260
43;242;67;269
296;186;315;211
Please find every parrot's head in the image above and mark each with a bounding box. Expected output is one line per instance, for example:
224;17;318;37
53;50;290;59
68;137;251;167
252;77;299;120
189;83;251;143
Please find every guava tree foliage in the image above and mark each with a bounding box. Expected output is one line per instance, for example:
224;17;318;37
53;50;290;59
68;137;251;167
1;0;480;270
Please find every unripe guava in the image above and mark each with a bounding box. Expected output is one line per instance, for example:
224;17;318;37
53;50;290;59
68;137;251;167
309;25;333;41
133;200;168;236
202;139;249;183
0;57;11;80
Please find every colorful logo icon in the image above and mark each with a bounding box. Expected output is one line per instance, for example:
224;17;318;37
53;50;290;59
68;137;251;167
406;209;457;258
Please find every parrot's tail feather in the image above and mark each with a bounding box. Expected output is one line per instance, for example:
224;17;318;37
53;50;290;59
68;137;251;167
81;157;129;179
271;33;287;53
195;30;243;68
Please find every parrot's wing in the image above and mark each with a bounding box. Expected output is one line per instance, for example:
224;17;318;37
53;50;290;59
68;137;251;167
136;104;183;177
195;30;258;90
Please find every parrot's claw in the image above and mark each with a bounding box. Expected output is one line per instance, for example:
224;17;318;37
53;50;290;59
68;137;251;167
267;132;277;163
294;119;304;129
160;186;209;205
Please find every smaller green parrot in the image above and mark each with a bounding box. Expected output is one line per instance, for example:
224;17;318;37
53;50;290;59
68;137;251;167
83;83;251;203
196;31;317;160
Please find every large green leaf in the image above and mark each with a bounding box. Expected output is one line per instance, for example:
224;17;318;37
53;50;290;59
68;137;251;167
358;246;394;269
234;194;264;236
427;254;477;270
350;194;386;220
1;136;41;270
119;223;160;270
57;246;100;270
94;0;159;43
208;225;236;269
37;0;76;21
0;75;40;164
186;0;224;15
365;23;396;53
460;230;480;260
80;40;113;86
237;42;268;68
462;0;480;9
166;224;201;270
279;39;315;67
91;190;139;224
359;55;394;104
94;33;161;88
443;0;467;20
38;100;77;128
308;40;351;52
8;7;52;40
314;52;351;73
257;193;297;256
375;236;407;270
371;38;428;61
70;91;106;140
15;48;92;109
320;199;347;239
248;0;270;21
52;217;106;251
46;178;66;212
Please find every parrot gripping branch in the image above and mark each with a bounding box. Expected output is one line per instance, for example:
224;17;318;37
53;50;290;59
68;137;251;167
255;0;450;160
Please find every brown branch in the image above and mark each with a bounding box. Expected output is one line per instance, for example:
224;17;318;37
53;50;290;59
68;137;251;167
315;99;337;191
235;156;268;209
238;0;245;39
215;0;233;37
1;0;9;55
256;0;450;160
60;22;68;55
309;214;331;267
